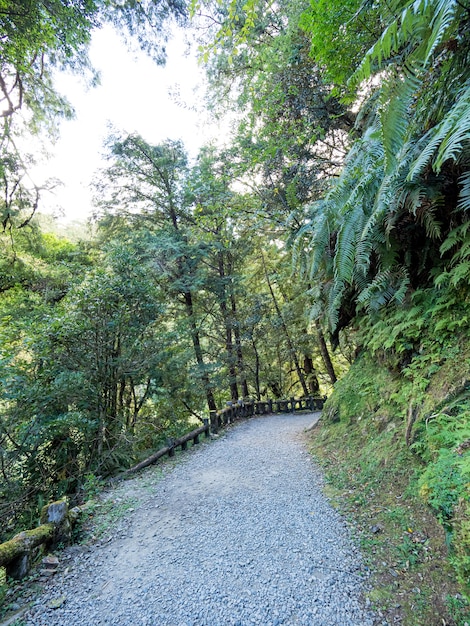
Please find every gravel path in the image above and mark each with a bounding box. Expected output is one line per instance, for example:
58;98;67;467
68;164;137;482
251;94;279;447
24;413;378;626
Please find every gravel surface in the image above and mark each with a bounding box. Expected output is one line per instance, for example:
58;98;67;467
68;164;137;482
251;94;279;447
23;413;380;626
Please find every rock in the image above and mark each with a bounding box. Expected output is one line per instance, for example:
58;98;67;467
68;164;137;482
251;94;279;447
40;500;68;526
47;595;66;609
305;417;321;432
39;569;57;577
42;555;59;569
8;554;31;580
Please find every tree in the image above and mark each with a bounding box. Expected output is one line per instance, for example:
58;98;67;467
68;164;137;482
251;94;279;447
185;147;252;400
95;135;218;412
0;226;95;535
195;0;354;232
45;242;170;472
0;0;186;230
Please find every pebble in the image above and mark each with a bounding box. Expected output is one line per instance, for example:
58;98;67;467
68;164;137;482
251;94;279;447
23;413;380;626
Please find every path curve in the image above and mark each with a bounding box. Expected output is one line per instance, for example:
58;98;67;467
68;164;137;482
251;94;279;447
25;413;378;626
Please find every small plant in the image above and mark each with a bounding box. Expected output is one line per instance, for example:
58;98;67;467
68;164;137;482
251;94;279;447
446;593;470;626
82;473;105;501
395;533;425;569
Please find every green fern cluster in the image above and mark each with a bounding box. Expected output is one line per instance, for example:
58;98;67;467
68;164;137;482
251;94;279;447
299;0;470;334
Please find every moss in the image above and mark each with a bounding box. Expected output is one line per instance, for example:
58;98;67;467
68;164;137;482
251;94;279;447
0;524;54;567
40;498;68;525
452;499;470;596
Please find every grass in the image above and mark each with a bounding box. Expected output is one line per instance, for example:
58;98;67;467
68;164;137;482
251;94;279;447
308;418;470;626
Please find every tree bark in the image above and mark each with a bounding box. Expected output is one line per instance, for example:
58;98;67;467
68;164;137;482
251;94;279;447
227;252;249;398
302;354;320;395
251;337;261;401
183;290;217;412
261;252;309;397
217;251;239;402
315;319;337;384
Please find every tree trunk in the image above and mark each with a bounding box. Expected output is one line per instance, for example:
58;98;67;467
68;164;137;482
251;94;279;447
261;252;309;397
183;290;217;412
227;253;249;398
315;319;337;384
251;337;261;401
303;354;320;395
217;251;239;402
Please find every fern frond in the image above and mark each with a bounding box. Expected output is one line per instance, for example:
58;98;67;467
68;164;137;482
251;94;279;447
434;82;470;171
424;0;459;64
406;127;442;181
306;208;333;280
406;81;470;182
439;221;470;256
458;172;470;212
334;204;365;283
349;14;403;87
405;185;444;238
380;71;416;174
327;280;345;330
357;267;410;312
421;209;442;239
449;261;470;286
356;208;388;274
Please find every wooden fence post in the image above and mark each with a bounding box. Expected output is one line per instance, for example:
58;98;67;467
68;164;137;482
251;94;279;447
210;410;218;434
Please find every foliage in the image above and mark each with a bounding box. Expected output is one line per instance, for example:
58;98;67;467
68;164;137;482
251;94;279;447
194;0;355;237
2;2;470;621
299;0;381;92
312;350;470;623
0;0;186;126
293;0;470;336
0;228;195;538
0;0;186;230
321;273;470;605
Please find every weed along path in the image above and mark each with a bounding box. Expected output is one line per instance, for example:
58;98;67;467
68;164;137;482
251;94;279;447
24;413;379;626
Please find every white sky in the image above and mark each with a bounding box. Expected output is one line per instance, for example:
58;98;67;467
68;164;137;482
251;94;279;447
33;25;216;223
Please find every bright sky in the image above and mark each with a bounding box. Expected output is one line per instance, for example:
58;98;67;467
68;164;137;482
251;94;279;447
34;25;215;223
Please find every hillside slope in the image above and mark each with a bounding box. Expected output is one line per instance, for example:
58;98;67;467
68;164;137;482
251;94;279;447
312;285;470;625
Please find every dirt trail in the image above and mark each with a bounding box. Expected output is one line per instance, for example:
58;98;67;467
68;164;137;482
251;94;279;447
17;412;376;626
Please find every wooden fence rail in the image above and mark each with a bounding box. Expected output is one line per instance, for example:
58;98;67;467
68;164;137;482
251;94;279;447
209;396;326;433
125;422;211;475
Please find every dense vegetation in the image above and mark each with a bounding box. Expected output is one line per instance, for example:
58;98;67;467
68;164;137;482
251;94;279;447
0;0;469;622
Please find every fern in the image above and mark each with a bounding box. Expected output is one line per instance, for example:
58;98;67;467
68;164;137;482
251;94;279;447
433;82;470;171
335;204;365;283
439;222;470;256
380;69;420;174
424;0;459;64
357;267;410;312
458;172;470;212
349;0;460;89
406;127;443;181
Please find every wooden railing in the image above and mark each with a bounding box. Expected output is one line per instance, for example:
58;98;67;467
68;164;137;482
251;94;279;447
210;396;326;433
125;422;211;475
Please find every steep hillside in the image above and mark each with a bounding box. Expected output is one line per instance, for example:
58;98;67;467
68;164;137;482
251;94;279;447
311;284;470;625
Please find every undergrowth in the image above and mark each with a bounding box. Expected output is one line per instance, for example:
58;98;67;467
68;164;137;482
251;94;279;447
313;283;470;626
